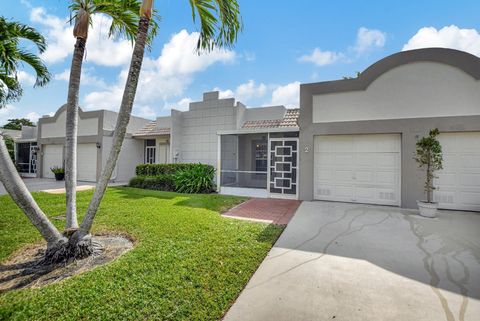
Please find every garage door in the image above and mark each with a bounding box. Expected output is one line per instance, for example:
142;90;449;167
77;143;97;182
43;144;63;179
314;134;401;206
434;132;480;211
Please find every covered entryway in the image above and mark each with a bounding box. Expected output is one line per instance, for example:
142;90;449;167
314;134;401;206
434;132;480;211
42;144;63;179
77;143;98;182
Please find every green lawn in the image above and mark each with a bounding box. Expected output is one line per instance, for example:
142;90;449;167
0;187;283;320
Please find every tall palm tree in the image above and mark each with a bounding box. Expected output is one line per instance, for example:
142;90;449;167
78;0;242;239
0;18;64;249
64;0;152;232
0;17;51;107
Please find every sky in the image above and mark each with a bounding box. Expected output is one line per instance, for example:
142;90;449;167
1;0;480;124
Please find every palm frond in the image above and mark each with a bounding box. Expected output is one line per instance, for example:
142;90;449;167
0;71;22;108
188;0;242;52
17;50;51;87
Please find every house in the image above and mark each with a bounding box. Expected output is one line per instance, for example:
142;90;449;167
298;47;480;212
35;106;150;181
12;47;480;211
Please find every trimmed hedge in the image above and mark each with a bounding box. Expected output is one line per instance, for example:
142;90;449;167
130;163;215;193
135;163;200;176
129;174;175;191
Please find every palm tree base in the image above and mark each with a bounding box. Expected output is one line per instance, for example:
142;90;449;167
41;234;103;265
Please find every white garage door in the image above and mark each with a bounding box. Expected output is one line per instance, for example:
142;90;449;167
43;144;63;179
434;132;480;211
314;134;401;206
77;143;97;182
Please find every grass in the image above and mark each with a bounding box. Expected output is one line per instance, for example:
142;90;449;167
0;187;283;320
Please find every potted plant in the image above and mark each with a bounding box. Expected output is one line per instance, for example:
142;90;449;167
414;128;443;217
50;166;65;181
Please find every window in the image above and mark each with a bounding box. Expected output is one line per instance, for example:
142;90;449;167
144;139;156;164
254;141;267;172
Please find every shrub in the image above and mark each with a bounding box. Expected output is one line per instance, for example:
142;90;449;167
174;165;215;194
50;166;65;174
135;163;200;176
129;174;175;191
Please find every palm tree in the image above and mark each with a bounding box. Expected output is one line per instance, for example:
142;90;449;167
0;19;64;250
75;0;242;251
64;0;151;233
1;0;241;263
0;17;51;107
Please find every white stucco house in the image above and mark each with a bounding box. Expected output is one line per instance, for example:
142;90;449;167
12;47;480;211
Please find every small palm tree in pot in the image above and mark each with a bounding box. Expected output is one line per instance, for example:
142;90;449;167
414;128;443;217
50;166;65;181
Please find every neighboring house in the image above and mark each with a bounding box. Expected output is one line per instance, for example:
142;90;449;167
13;126;37;177
299;48;480;211
10;47;480;211
134;91;300;199
36;106;150;182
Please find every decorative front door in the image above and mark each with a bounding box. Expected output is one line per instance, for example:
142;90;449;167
268;138;298;199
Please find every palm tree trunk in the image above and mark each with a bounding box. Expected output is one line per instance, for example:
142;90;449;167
65;37;86;231
0;134;65;246
78;16;151;236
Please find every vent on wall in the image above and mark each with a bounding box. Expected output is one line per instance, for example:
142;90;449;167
379;192;396;201
317;188;331;196
434;193;454;204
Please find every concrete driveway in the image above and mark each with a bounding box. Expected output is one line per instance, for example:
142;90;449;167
224;201;480;321
0;178;127;195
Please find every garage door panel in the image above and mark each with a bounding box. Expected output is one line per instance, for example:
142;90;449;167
314;134;401;206
435;132;480;211
376;171;396;184
356;170;374;183
377;154;397;168
335;170;354;182
77;144;97;182
43;145;63;179
460;173;480;187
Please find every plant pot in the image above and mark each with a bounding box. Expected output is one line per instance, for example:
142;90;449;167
54;173;64;181
417;200;438;218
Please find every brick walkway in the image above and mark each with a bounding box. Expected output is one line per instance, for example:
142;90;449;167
222;198;302;225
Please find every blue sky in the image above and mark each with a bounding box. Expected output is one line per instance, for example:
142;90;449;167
1;0;479;124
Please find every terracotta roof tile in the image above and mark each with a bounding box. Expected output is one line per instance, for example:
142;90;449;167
242;108;299;129
133;121;170;137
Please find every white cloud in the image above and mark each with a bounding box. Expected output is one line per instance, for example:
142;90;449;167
299;48;343;66
236;80;267;100
163;97;192;111
270;81;300;108
402;25;480;57
299;27;386;66
84;29;236;113
24;112;41;122
157;30;235;77
55;68;107;88
0;105;45;125
213;80;267;104
30;7;133;66
134;106;156;119
17;71;36;86
353;27;386;54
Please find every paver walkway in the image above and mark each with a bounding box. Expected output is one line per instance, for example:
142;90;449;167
222;198;301;225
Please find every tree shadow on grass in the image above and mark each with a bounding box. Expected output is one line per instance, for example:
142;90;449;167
256;224;285;244
113;187;178;201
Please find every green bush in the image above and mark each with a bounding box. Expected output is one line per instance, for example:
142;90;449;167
129;174;175;191
174;165;216;194
130;163;215;194
135;163;200;176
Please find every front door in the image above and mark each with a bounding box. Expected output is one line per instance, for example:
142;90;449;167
268;138;298;199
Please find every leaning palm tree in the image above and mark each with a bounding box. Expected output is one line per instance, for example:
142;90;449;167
63;0;154;233
0;17;51;107
0;19;63;249
1;0;241;263
72;0;242;255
